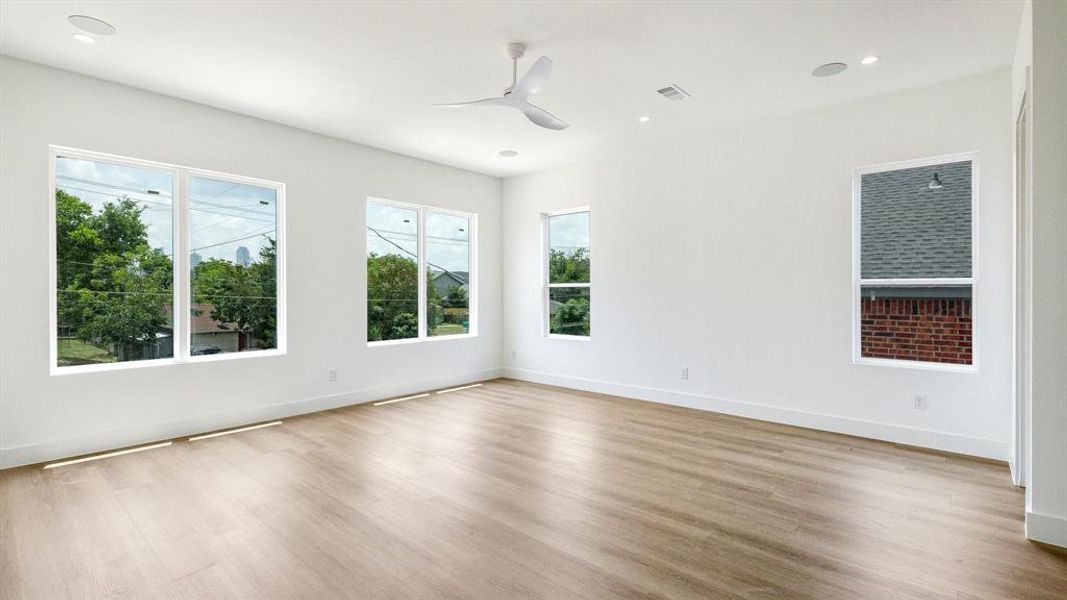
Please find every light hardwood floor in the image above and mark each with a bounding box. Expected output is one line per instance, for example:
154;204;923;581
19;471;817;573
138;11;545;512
1;379;1064;599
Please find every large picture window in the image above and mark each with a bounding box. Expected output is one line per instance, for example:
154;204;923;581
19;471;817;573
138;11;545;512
50;147;285;373
366;198;475;344
854;154;976;369
544;209;590;338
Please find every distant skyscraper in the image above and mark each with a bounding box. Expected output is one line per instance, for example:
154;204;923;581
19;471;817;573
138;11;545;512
190;252;202;267
236;246;251;266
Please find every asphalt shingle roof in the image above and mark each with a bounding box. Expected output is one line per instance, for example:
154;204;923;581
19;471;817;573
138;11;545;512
861;160;972;279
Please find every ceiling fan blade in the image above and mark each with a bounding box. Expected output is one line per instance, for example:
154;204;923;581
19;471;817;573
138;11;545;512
431;97;507;108
512;56;553;100
518;101;569;130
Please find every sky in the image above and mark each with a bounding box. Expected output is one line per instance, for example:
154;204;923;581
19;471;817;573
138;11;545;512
549;211;589;254
56;156;277;264
366;201;470;274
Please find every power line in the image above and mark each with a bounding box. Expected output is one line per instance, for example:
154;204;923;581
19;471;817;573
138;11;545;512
58;184;275;224
366;225;467;286
191;227;275;252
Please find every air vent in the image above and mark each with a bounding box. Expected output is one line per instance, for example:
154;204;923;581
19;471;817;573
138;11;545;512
656;84;690;101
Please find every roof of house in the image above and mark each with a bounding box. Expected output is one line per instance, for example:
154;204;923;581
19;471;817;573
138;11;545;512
860;160;972;279
431;271;469;288
190;304;239;334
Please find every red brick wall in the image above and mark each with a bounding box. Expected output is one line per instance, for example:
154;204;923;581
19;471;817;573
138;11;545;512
860;298;972;365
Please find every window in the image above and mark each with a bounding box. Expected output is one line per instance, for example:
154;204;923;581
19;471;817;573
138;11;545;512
854;154;976;369
544;209;590;338
189;176;280;356
366;198;475;344
50;147;285;373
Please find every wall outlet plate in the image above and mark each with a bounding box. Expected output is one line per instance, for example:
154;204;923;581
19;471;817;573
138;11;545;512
328;369;339;383
914;394;928;410
680;367;689;381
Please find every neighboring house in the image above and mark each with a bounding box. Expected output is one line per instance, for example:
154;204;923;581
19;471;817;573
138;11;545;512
859;160;973;365
191;303;248;353
431;270;468;298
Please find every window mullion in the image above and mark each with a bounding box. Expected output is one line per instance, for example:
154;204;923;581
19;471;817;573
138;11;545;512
417;206;427;340
174;168;191;361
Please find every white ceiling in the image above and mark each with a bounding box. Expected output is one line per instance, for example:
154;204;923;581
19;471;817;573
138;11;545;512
0;1;1023;178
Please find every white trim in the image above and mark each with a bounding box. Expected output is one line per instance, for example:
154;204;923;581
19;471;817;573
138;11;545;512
1012;81;1032;488
854;356;977;374
851;151;980;373
546;334;591;341
1025;511;1067;549
49;146;286;375
364;196;477;345
542;207;591;339
503;368;1008;461
859;278;973;287
0;368;503;469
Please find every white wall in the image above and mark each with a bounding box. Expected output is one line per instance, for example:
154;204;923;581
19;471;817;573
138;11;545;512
502;69;1013;460
0;57;502;468
1020;0;1067;549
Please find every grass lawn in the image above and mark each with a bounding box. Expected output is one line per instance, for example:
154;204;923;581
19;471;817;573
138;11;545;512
430;323;468;336
57;338;116;365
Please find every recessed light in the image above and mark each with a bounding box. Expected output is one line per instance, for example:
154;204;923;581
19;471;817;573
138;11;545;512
499;150;518;157
638;116;651;123
861;55;880;65
72;32;96;44
68;15;116;36
812;62;848;78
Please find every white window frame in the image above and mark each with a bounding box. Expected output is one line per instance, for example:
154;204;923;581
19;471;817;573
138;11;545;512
851;151;979;373
542;207;591;341
49;145;287;375
365;196;478;347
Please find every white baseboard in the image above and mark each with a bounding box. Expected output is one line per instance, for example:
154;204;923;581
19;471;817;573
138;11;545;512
0;367;502;470
503;367;1008;461
1026;511;1067;549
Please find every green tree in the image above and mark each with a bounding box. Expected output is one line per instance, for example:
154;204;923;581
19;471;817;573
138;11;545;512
55;191;173;362
441;284;468;309
193;239;277;349
367;253;442;340
367;253;418;341
549;247;590;283
551;294;590;336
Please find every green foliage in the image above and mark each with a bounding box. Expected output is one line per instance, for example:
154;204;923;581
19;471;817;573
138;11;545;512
55;190;173;360
550;289;590;336
549;247;590;283
441;284;468;309
193;239;277;349
367;253;419;341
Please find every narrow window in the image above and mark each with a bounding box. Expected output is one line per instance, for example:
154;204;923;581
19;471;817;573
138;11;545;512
426;211;472;337
545;210;591;337
51;147;285;373
189;177;279;355
366;199;475;344
856;156;976;368
55;154;175;367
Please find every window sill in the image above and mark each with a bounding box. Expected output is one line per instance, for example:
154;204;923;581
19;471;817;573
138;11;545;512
368;333;478;348
545;334;591;341
50;349;286;376
853;356;978;374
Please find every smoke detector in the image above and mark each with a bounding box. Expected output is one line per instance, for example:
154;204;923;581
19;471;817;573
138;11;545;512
656;84;690;101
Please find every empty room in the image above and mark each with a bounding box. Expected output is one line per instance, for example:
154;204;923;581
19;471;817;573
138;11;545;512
1;1;1066;598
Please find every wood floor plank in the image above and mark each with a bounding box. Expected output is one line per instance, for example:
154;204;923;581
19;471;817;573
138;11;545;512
1;378;1064;599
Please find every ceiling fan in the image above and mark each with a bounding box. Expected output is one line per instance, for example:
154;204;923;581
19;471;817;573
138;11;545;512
433;43;569;131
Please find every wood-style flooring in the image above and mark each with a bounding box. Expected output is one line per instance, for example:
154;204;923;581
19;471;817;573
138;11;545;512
1;379;1065;599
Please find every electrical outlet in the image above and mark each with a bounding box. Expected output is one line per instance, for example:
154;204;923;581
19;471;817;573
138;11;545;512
328;369;339;383
913;394;928;411
680;367;689;381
